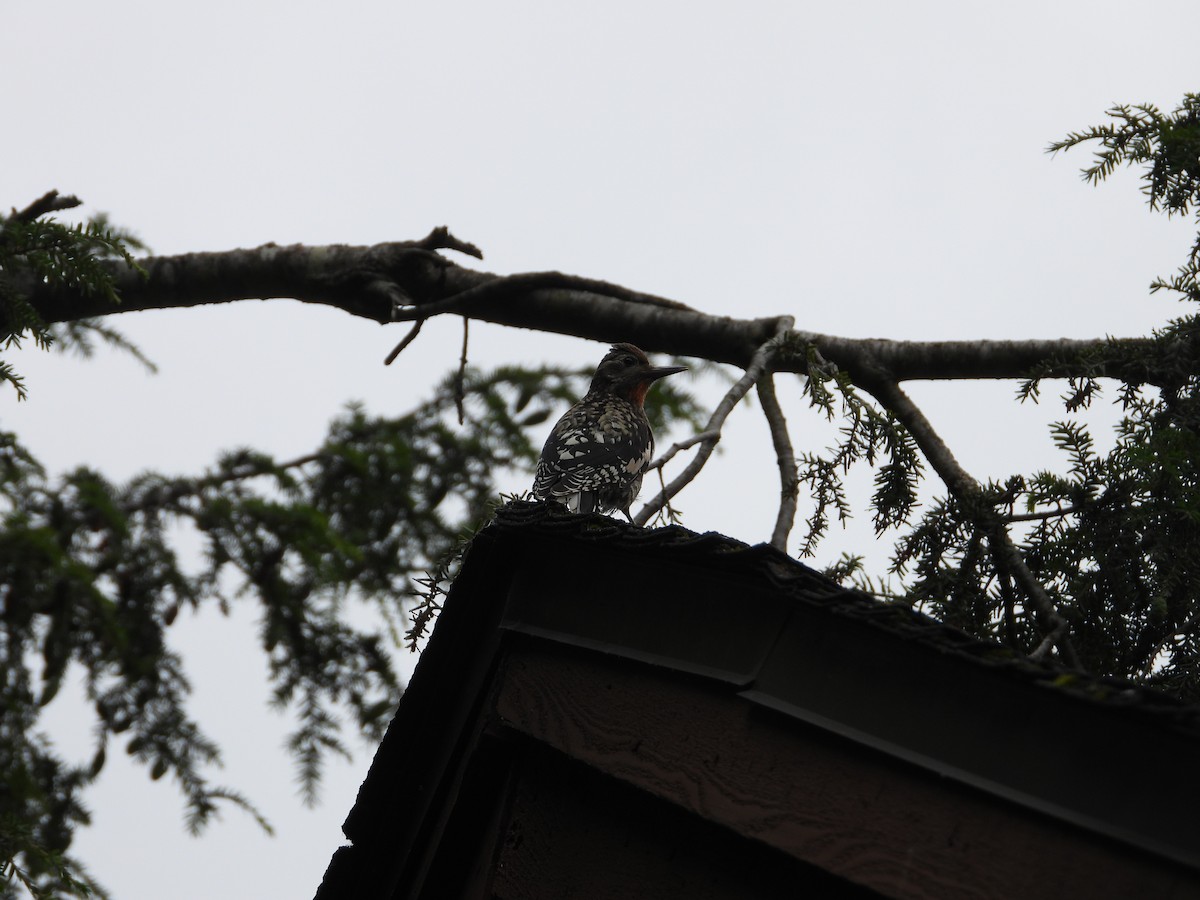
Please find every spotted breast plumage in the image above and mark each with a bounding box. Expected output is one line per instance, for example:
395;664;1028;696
532;343;686;521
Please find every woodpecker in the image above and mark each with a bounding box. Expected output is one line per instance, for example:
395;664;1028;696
533;343;686;521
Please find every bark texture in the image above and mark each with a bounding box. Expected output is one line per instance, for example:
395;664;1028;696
21;236;1142;384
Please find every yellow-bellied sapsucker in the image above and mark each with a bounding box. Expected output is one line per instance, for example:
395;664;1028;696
532;343;686;521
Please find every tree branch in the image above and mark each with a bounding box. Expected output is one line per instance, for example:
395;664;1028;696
7;231;1145;632
16;237;1148;386
756;374;799;552
634;322;794;526
128;451;323;515
1029;618;1071;663
9;190;83;223
861;376;1081;668
645;430;722;473
383;320;424;365
1002;504;1086;523
454;317;469;425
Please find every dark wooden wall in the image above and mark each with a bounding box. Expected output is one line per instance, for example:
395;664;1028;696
490;745;874;900
491;642;1199;900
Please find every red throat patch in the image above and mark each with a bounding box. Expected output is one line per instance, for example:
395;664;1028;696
630;380;650;407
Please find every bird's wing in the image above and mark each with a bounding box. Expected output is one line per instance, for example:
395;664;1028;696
533;408;652;498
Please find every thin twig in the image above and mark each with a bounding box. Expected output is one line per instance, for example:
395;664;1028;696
634;319;794;526
654;465;681;525
989;524;1079;666
864;376;1081;668
645;430;721;473
454;317;470;425
383;320;424;365
757;374;799;553
1002;504;1085;523
1029;618;1070;663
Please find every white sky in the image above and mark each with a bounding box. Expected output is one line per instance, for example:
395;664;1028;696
4;2;1198;897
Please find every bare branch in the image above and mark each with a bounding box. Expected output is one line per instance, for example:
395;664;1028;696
1029;618;1071;663
757;374;799;552
383;320;424;365
634;320;794;526
454;317;469;425
645;430;721;473
18;239;1138;386
10;190;83;223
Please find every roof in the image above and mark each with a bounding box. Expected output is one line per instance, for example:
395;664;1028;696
315;501;1200;899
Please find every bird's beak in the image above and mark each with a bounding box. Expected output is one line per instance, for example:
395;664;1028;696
644;364;688;382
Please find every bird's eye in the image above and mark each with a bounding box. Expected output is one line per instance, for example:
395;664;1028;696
622;356;636;367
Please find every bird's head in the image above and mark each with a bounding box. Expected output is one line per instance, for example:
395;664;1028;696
587;343;687;406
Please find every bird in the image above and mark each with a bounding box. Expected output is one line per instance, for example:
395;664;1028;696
533;343;687;521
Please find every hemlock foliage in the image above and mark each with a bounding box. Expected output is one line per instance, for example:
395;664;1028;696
818;95;1200;691
4;94;1200;896
0;340;702;897
918;94;1200;691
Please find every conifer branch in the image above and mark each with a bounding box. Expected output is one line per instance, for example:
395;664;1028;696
127;451;323;514
1001;504;1085;523
862;376;1081;668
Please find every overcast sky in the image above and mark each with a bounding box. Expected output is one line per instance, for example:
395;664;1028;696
5;2;1199;897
